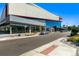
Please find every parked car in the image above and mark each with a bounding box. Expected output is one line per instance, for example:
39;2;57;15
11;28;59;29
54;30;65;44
40;31;49;35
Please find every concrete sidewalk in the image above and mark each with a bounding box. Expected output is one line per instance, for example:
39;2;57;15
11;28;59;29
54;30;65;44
20;37;76;56
0;33;40;41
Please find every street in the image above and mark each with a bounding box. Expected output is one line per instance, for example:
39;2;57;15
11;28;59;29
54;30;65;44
0;32;69;56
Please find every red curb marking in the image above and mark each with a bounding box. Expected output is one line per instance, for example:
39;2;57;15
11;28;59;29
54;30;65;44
40;45;58;55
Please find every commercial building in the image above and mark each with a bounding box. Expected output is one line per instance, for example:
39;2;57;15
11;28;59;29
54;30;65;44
0;3;62;34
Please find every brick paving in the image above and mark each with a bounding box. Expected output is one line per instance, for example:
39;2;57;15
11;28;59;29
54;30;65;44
40;45;58;55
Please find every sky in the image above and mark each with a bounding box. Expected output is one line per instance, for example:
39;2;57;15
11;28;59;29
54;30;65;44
0;3;79;26
36;3;79;26
0;3;5;16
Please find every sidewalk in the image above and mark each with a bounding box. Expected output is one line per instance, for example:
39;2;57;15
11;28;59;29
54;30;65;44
20;37;76;56
0;33;40;41
0;32;61;41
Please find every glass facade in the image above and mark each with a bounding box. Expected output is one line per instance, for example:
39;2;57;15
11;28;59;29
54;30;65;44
45;20;61;28
0;15;61;34
10;15;46;26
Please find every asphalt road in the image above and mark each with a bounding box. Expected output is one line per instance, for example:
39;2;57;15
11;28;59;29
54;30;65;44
0;32;69;56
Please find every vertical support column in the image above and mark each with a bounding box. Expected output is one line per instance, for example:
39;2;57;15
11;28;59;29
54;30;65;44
10;25;12;34
35;26;36;32
24;25;26;33
39;26;42;32
44;27;47;32
29;26;31;33
50;28;52;32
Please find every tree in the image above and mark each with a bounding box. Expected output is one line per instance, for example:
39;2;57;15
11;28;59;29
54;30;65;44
70;25;78;36
67;26;72;31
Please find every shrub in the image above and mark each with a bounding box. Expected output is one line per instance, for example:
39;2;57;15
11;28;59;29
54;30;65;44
67;36;79;43
70;28;78;36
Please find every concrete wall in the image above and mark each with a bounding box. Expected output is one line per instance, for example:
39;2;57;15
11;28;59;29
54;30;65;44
8;3;60;21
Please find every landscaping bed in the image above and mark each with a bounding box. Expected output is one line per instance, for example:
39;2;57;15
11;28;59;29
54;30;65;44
67;34;79;46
